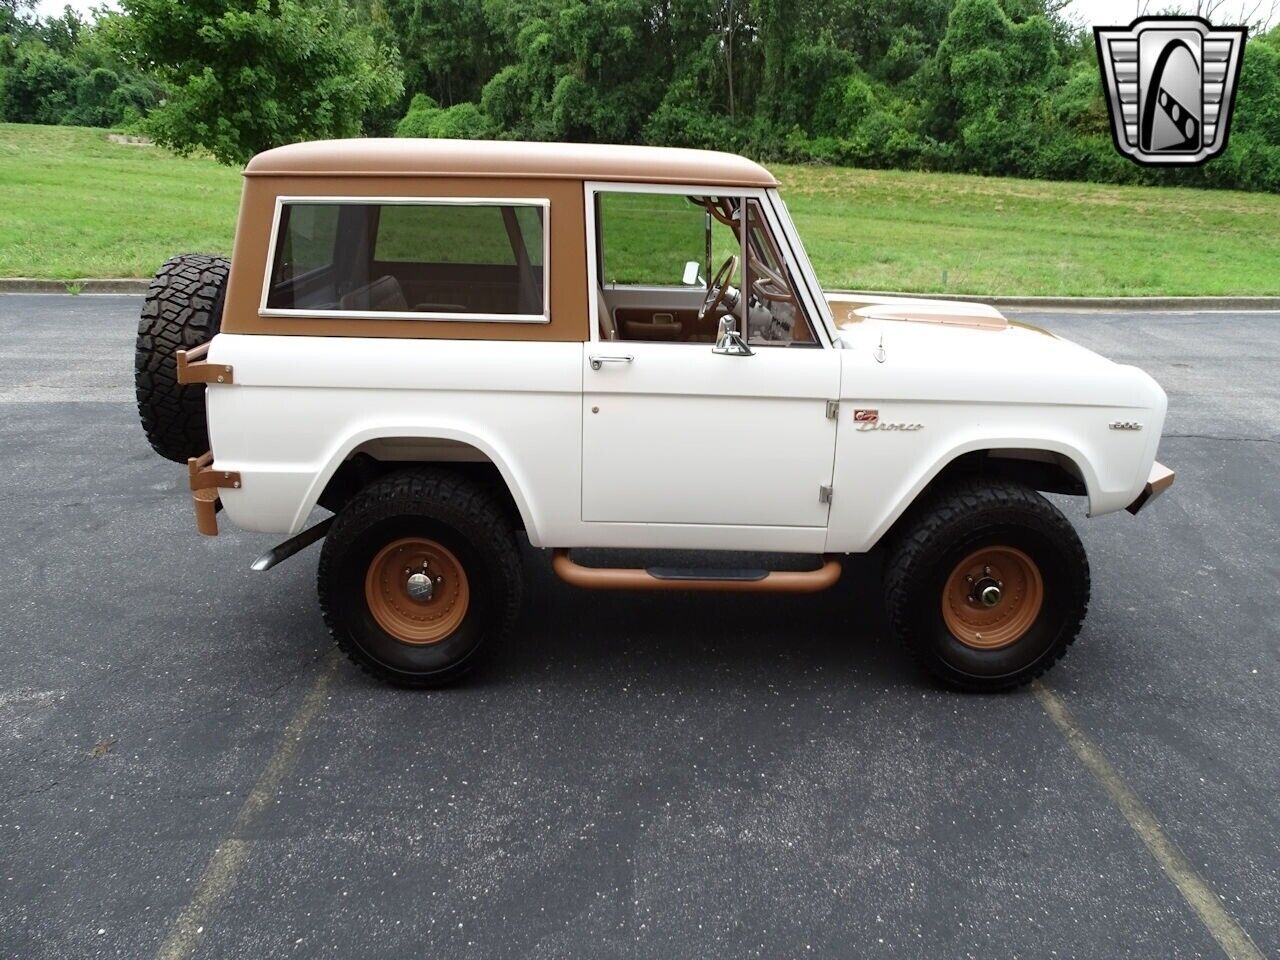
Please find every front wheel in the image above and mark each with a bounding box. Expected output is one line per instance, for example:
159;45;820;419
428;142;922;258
318;469;522;687
884;479;1090;692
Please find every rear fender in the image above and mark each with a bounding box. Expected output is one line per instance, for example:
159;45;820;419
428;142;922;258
295;423;539;542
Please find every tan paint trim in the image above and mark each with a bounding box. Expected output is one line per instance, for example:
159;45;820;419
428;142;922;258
241;139;779;187
243;169;779;187
1126;460;1175;515
192;488;221;536
186;451;239;536
176;343;234;385
551;549;842;593
222;176;588;341
187;451;241;493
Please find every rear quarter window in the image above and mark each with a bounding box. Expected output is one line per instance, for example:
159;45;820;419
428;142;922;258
263;198;549;321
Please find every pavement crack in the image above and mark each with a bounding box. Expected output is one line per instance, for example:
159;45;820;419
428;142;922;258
2;778;62;803
1164;433;1279;445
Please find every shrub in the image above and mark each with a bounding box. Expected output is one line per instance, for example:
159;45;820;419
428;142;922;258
394;93;442;137
395;96;493;139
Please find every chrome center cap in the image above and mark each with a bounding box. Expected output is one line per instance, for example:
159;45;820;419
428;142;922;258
979;584;1002;607
406;572;435;602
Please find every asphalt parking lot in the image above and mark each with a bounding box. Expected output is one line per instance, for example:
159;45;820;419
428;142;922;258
1;294;1276;959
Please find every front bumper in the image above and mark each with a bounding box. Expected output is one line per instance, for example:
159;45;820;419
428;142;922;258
1126;461;1175;515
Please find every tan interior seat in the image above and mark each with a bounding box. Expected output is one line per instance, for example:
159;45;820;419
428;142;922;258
339;275;408;312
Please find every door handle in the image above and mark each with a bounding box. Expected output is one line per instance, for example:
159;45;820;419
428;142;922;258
589;354;634;370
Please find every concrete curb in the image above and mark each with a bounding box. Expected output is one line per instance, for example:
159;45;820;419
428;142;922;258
0;278;151;294
828;290;1280;311
2;279;1280;310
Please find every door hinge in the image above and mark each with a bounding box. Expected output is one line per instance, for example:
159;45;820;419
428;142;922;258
818;484;833;504
825;399;839;420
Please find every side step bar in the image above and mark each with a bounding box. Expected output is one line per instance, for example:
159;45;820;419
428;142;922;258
551;549;841;593
251;517;334;572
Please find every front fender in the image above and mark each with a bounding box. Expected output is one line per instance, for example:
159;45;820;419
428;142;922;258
838;434;1100;555
825;413;1148;554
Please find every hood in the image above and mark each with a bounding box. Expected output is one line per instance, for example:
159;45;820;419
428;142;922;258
822;293;1085;362
821;292;1161;409
825;293;1014;333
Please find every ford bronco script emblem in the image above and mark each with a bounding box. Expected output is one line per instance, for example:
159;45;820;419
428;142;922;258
1095;16;1246;166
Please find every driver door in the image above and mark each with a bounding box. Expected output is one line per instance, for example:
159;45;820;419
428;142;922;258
581;184;839;530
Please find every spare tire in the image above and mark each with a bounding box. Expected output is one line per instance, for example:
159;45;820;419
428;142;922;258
135;253;230;463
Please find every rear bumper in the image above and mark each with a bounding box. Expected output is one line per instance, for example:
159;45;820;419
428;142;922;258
186;451;241;536
1126;461;1175;515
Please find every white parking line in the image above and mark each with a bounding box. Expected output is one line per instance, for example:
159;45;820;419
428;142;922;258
1033;681;1265;960
156;657;338;960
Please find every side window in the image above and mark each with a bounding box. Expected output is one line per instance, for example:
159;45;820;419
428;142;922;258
273;203;339;282
374;204;514;265
593;190;818;346
741;199;818;346
600;192;712;287
264;199;548;320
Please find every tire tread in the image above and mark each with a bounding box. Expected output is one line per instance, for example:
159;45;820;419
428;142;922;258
134;253;229;462
317;468;522;687
884;478;1090;691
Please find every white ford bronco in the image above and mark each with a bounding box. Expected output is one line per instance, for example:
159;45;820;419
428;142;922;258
134;139;1173;690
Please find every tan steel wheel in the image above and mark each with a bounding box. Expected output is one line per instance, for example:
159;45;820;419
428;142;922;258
364;538;470;645
941;546;1043;650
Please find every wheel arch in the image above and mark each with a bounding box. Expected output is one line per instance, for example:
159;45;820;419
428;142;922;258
869;439;1099;552
296;425;539;542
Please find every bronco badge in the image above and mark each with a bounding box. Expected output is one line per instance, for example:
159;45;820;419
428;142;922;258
854;409;922;431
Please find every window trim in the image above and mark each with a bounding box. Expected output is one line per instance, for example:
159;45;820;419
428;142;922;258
258;195;552;324
583;180;832;348
763;188;836;342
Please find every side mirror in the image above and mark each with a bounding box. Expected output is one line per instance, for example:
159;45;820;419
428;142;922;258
712;316;754;357
682;260;703;286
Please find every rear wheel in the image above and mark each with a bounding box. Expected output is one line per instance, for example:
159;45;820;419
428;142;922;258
885;479;1089;692
318;469;522;687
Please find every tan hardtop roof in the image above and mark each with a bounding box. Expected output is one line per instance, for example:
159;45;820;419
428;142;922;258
244;138;779;187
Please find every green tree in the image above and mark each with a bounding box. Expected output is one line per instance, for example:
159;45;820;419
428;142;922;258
475;0;675;142
0;42;81;122
376;0;508;107
922;0;1062;174
115;0;403;164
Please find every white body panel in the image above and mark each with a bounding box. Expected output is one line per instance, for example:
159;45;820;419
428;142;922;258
827;316;1166;552
207;310;1166;555
206;335;584;545
581;343;839;526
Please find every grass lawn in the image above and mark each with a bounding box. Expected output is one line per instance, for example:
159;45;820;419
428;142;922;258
0;124;241;280
3;123;1279;295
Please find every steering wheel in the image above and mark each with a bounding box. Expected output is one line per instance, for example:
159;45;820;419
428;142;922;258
698;255;739;321
749;254;798;305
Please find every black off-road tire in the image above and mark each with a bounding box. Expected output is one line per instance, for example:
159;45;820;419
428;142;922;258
135;253;230;463
318;469;523;688
884;479;1090;692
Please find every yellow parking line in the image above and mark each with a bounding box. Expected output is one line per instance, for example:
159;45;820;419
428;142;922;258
157;657;339;960
1033;681;1265;960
